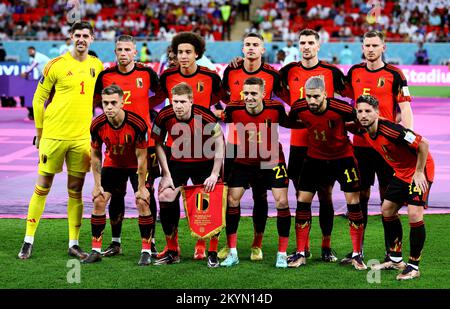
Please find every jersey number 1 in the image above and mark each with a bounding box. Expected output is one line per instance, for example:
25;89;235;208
80;81;85;95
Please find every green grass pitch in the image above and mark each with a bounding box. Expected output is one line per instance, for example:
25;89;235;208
410;86;450;98
1;215;450;289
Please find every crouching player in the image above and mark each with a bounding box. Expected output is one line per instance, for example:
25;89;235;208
356;95;434;280
151;82;224;268
83;85;154;266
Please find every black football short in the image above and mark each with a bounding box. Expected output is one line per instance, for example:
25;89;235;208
146;146;161;184
168;160;215;188
227;162;289;189
298;156;360;193
384;176;432;208
287;146;308;190
354;146;394;190
101;167;139;195
224;143;238;182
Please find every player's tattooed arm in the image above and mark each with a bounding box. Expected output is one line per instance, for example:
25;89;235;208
155;142;175;192
135;147;150;203
413;136;430;194
91;147;104;201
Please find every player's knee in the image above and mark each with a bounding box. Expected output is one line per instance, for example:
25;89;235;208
317;186;333;203
227;196;240;207
275;198;289;209
36;173;54;188
360;188;371;200
252;189;267;201
381;203;396;217
67;175;85;192
408;206;423;223
158;189;176;202
136;198;150;215
93;196;107;214
346;195;360;205
318;194;333;204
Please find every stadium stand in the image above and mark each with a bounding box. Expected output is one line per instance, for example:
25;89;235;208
0;0;239;41
1;0;448;42
250;0;449;42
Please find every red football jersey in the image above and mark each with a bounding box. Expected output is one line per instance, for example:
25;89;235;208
289;98;355;160
361;119;434;184
280;60;347;147
223;63;284;102
152;65;225;108
223;62;286;145
347;63;411;147
151;105;220;162
90;111;148;168
94;63;160;147
224;99;288;166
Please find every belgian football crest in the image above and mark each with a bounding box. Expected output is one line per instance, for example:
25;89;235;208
136;78;143;88
377;77;385;88
124;134;132;144
181;183;227;239
197;81;204;93
196;192;210;211
328;120;335;129
90;68;96;77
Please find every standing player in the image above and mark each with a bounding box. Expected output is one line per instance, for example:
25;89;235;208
151;32;226;260
18;22;103;259
152;83;224;267
356;95;434;280
218;32;286;261
279;29;348;261
94;35;160;258
84;85;154;266
288;77;365;270
220;77;291;268
341;30;413;264
151;32;225;110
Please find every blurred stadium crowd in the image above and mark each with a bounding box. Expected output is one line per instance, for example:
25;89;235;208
0;0;448;42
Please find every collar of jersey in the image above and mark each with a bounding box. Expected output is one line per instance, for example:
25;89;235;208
364;62;386;73
299;60;321;71
107;110;128;130
115;63;137;76
179;65;200;78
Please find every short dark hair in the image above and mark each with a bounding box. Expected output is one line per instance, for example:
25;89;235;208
27;46;35;50
171;82;193;100
102;84;124;97
116;35;136;45
171;32;205;60
244;77;265;92
363;30;385;42
356;95;379;109
299;29;320;41
243;32;264;42
70;21;94;35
